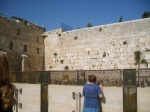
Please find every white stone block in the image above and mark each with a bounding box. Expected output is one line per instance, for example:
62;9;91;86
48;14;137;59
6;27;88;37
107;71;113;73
83;66;90;70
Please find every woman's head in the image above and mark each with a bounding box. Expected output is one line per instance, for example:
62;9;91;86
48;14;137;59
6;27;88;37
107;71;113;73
0;52;10;85
88;75;96;83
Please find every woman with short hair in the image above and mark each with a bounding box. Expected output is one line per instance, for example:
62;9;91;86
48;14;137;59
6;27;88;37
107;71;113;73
82;74;103;112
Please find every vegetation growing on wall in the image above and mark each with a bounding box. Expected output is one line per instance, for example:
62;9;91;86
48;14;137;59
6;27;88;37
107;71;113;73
49;66;53;69
74;36;78;40
103;52;106;57
134;51;148;68
145;48;150;52
54;53;57;57
134;51;141;64
142;11;150;18
58;33;61;37
64;65;69;70
119;16;123;22
60;60;64;64
99;28;102;31
123;41;127;45
87;22;92;27
141;59;148;65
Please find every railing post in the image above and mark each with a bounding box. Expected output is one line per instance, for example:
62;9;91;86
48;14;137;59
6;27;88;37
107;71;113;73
77;70;79;85
41;84;48;112
72;92;81;112
77;92;81;112
40;72;49;112
15;89;18;112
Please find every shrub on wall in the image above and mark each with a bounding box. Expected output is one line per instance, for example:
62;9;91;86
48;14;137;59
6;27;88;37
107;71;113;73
141;59;148;65
103;52;106;58
99;28;102;31
64;65;69;70
123;41;127;45
134;51;141;64
49;66;53;69
60;60;64;64
142;11;150;18
119;16;123;22
145;48;150;52
54;53;57;57
87;22;92;27
74;36;78;40
58;34;61;37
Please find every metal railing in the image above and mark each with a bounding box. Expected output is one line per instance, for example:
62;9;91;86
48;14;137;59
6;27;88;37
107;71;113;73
10;69;150;87
138;69;150;87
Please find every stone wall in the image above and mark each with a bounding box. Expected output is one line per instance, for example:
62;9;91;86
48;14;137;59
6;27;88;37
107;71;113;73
44;18;150;70
1;16;149;71
0;16;45;71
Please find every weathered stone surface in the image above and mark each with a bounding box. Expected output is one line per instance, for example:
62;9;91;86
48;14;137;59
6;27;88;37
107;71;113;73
45;18;150;70
0;16;45;71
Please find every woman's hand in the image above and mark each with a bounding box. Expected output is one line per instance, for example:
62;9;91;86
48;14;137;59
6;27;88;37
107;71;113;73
99;84;103;91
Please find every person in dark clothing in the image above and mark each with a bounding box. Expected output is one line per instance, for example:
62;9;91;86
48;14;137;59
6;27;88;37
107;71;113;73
0;51;16;112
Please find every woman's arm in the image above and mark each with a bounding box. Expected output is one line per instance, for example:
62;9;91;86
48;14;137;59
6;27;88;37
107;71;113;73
99;84;103;98
99;84;103;91
99;94;103;98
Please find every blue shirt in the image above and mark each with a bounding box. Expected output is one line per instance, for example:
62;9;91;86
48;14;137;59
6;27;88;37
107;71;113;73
82;84;102;108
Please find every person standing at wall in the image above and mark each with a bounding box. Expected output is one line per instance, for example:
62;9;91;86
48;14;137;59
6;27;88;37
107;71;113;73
82;75;103;112
0;51;16;112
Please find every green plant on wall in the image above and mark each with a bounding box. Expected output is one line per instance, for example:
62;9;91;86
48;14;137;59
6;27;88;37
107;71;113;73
49;66;53;69
87;22;92;27
134;51;141;63
99;28;102;31
54;53;57;57
145;48;150;52
103;52;106;57
141;59;148;66
123;41;127;45
64;65;69;70
58;33;61;37
142;11;150;18
119;16;123;22
134;51;141;68
60;60;64;64
74;36;78;40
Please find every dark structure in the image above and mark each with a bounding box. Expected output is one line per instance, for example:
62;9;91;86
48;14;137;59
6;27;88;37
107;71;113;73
0;15;46;71
123;69;137;112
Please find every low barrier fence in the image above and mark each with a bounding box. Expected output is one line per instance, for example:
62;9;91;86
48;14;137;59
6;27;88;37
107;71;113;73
138;69;150;87
10;69;150;87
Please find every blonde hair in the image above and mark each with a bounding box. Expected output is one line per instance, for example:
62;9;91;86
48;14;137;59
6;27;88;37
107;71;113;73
0;52;16;111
